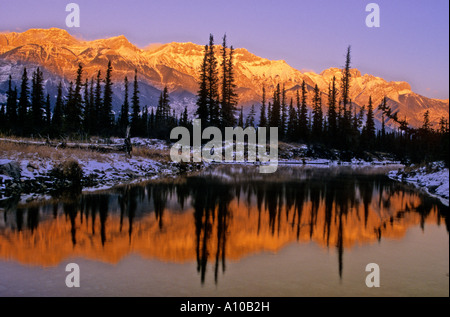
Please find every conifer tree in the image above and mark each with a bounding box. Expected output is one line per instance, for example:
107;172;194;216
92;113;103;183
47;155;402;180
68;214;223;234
287;98;296;141
94;70;102;135
362;96;375;148
142;106;148;137
259;86;267;128
295;89;301;136
52;82;64;134
65;64;83;134
196;45;209;124
421;110;431;132
438;117;449;134
181;106;189;127
162;86;170;120
298;81;309;142
6;75;17;126
327;76;338;138
119;76;130;134
246;104;256;128
226;45;238;123
267;102;272;127
339;46;353;148
18;68;29;131
238;106;244;127
312;84;323;139
149;107;155;135
156;86;170;123
270;84;281;128
220;34;231;128
378;96;387;141
280;84;287;139
31;67;45;131
131;69;141;136
83;78;93;133
45;94;51;129
156;92;163;122
0;104;5;130
87;78;95;134
102;60;113;134
155;87;171;138
206;34;220;127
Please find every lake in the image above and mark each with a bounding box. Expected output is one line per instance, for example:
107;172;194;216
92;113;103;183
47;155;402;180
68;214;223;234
0;165;448;297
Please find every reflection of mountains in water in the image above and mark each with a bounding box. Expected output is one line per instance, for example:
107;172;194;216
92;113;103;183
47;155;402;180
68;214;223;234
0;168;448;277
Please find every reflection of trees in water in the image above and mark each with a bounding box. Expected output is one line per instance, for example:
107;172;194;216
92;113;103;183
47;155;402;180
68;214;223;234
189;177;232;285
0;171;448;283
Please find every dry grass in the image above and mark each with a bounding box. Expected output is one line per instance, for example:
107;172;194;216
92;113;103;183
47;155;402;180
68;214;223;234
131;147;171;162
0;138;170;163
0;140;107;162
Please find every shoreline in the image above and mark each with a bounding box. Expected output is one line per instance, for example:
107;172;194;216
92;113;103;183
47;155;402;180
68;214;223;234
388;162;449;207
1;137;448;205
1;157;403;205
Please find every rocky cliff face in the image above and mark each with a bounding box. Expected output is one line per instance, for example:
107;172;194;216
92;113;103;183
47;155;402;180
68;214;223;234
0;28;448;128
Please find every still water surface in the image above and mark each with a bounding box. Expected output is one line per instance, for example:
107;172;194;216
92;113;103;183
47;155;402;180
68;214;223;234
0;165;448;296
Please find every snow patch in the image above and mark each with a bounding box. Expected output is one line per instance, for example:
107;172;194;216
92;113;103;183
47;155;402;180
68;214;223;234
388;162;449;206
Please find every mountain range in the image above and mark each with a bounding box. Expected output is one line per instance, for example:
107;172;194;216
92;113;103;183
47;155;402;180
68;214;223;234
0;28;448;128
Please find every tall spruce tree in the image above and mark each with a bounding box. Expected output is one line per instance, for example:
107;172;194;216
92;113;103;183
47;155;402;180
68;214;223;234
119;76;130;134
298;81;309;142
267;102;272;127
238;106;244;127
226;45;238;124
245;104;256;128
89;78;95;131
312;84;323;139
206;34;220;127
220;34;230;129
6;75;17;126
181;106;189;127
102;60;113;134
295;89;301;136
18;68;29;133
65;64;83;134
196;45;209;124
131;69;141;136
438;117;449;134
141;106;148;137
94;70;102;135
45;94;51;129
287;98;296;141
83;78;93;133
377;96;387;142
149;107;155;135
421;110;431;131
162;86;170;120
155;87;171;138
259;86;267;128
270;84;281;128
0;104;5;131
280;84;287;139
362;96;375;148
327;76;338;138
339;46;353;148
31;67;45;131
52;82;64;134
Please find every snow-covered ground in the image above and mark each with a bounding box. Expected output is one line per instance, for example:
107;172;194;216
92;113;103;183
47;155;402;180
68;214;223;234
110;137;169;150
0;139;180;202
1;136;435;204
388;162;449;206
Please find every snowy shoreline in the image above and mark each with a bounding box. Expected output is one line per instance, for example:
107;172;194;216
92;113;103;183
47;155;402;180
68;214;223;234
1;137;448;205
0;137;202;203
388;162;449;206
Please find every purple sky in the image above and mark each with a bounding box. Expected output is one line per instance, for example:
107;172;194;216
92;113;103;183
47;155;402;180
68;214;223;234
1;0;448;99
